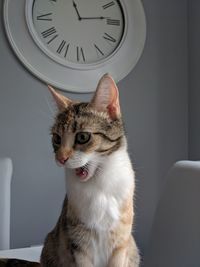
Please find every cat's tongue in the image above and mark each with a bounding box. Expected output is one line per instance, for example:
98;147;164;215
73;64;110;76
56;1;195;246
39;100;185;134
75;167;88;180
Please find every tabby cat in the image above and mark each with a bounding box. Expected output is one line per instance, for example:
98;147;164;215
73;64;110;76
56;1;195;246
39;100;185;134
0;74;140;267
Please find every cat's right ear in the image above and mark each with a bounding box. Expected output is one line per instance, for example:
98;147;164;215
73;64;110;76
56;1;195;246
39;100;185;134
90;74;121;120
47;85;72;111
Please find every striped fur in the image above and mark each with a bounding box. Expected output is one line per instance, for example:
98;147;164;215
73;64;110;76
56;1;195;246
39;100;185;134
51;102;124;157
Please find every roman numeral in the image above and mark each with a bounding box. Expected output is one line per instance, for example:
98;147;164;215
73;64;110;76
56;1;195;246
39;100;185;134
103;33;116;43
107;19;120;26
64;44;70;58
54;40;70;58
41;27;57;38
94;44;104;56
57;40;66;54
37;13;53;21
102;1;115;9
47;34;58;44
77;47;85;62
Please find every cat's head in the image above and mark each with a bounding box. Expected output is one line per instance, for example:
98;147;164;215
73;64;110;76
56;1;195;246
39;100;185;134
49;74;125;182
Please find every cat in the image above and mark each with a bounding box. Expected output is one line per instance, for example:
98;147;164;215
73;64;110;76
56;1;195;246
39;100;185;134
40;74;140;267
0;74;140;267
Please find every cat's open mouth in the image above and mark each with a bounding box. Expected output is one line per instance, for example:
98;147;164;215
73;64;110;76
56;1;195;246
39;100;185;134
75;164;89;181
75;166;88;180
74;162;98;182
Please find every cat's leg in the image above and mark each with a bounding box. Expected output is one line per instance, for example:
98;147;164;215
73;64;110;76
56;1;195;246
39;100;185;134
107;237;140;267
107;246;128;267
127;237;140;267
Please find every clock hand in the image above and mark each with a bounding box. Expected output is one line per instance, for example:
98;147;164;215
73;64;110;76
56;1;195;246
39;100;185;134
72;1;82;20
81;16;108;20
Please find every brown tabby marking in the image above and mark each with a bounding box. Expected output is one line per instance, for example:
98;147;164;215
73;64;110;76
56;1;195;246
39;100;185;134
51;102;124;158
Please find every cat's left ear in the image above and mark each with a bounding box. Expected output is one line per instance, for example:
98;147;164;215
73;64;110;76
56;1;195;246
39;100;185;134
47;85;72;111
90;74;121;120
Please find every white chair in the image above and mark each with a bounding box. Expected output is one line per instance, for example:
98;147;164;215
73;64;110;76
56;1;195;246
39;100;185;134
0;158;12;250
0;158;42;262
144;160;200;267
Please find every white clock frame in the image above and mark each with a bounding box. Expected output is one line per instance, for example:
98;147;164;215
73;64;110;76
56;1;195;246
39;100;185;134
3;0;146;93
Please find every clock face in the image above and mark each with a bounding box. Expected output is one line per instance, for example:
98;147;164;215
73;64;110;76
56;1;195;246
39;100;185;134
4;0;146;92
31;0;125;66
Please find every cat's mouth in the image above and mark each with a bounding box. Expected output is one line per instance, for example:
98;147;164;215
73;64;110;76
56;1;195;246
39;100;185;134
74;162;98;182
75;164;91;182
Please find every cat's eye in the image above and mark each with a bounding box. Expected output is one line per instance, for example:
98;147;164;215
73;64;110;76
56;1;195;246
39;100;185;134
52;133;61;146
75;132;91;145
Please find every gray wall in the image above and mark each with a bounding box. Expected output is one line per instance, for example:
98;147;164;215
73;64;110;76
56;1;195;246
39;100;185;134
0;0;188;256
189;0;200;160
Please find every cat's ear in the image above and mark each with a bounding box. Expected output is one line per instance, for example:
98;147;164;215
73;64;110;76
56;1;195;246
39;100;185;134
47;85;72;111
90;74;121;120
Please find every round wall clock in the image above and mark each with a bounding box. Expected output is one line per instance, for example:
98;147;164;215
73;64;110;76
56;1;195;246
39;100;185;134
3;0;146;93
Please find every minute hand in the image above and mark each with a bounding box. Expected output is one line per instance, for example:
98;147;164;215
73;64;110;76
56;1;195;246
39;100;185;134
81;16;107;20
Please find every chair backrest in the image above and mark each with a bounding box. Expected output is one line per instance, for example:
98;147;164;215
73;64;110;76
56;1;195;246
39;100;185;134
0;158;12;250
144;161;200;267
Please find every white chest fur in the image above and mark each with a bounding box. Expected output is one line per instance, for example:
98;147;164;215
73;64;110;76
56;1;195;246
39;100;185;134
92;230;112;267
65;149;134;266
66;149;134;228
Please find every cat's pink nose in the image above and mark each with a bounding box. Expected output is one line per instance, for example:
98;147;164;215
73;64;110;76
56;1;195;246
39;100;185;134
58;157;69;165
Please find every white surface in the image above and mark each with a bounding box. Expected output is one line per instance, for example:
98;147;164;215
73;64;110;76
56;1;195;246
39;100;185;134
3;0;146;92
0;158;12;250
144;160;200;267
0;246;43;262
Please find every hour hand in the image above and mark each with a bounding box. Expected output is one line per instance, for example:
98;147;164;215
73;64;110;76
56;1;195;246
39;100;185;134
72;0;81;20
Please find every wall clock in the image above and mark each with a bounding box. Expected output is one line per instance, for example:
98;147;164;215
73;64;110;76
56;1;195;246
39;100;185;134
3;0;146;93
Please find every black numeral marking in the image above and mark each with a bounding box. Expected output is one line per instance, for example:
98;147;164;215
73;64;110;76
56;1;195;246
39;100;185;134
103;33;116;43
47;34;58;44
64;44;70;58
107;19;120;26
41;27;57;38
37;13;53;21
55;40;70;58
77;47;85;62
102;1;115;9
50;0;57;2
94;44;104;56
57;40;66;54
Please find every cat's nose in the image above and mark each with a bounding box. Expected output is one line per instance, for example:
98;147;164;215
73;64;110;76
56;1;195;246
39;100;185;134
58;157;69;165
